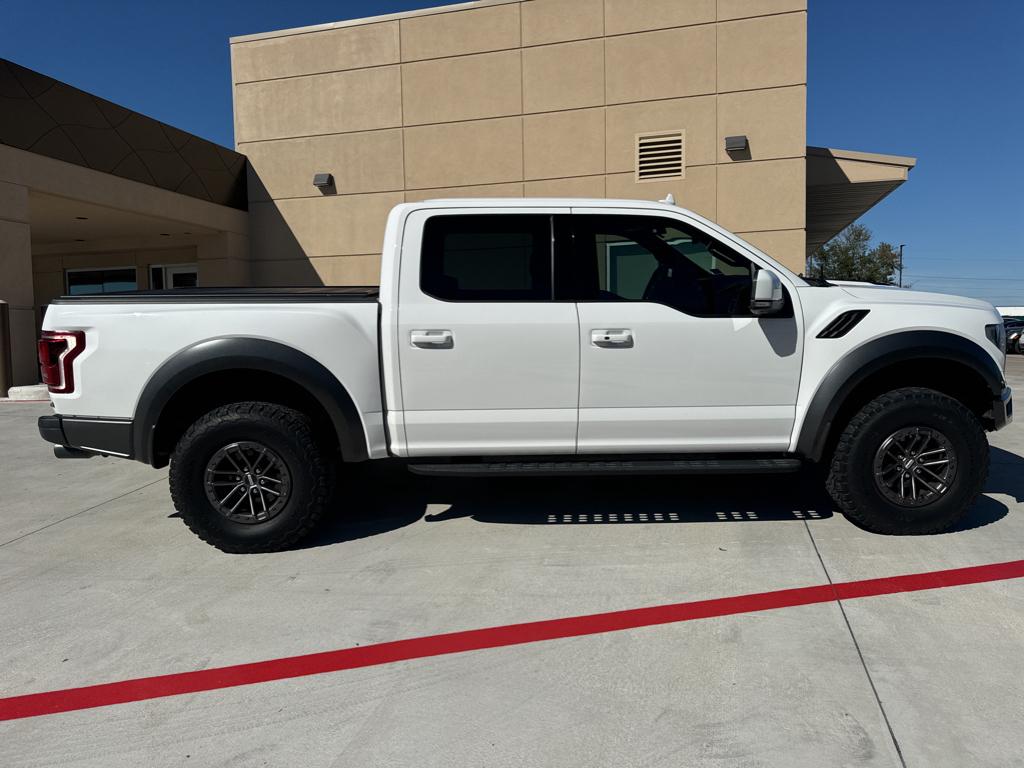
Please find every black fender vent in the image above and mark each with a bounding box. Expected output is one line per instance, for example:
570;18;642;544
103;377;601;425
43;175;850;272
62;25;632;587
817;310;870;339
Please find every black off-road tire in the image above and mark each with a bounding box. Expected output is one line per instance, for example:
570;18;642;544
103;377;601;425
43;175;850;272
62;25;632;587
826;387;989;535
169;401;332;553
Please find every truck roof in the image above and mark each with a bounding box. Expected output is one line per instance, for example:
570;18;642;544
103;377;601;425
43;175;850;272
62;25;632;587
391;196;807;285
407;197;690;213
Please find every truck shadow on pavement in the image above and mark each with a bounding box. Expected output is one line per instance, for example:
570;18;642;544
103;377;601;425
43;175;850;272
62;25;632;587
959;445;1024;531
303;446;1021;548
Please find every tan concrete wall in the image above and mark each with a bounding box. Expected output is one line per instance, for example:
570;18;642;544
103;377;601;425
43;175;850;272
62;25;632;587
199;231;252;287
0;180;36;387
232;0;808;280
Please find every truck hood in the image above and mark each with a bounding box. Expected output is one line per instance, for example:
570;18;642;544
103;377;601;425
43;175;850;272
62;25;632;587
838;284;997;312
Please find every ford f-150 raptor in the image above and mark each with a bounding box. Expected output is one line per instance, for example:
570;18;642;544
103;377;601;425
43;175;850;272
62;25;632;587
37;198;1013;551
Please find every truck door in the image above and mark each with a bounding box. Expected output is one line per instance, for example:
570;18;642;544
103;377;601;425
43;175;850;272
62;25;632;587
395;208;579;456
567;209;803;453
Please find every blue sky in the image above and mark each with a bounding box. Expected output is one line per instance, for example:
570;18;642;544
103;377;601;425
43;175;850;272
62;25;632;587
3;1;1022;305
808;0;1024;306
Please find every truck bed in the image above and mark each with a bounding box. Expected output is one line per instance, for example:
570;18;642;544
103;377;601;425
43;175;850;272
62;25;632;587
42;287;386;458
50;286;380;304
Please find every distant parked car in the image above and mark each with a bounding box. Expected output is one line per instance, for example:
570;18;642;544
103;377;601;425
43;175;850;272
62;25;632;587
1005;319;1024;354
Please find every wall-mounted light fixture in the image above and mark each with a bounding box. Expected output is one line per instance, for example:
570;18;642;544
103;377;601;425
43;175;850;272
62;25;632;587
312;172;335;194
724;135;749;153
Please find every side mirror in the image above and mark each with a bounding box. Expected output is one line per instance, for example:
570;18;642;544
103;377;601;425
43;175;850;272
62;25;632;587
750;269;785;316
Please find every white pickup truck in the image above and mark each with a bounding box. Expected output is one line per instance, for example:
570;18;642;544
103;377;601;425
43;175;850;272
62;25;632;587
37;198;1012;551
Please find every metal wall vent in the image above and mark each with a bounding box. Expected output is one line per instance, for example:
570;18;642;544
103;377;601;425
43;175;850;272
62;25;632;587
635;130;685;183
817;309;870;339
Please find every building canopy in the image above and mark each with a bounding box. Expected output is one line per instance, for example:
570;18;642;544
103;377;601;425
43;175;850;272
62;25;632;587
806;146;916;255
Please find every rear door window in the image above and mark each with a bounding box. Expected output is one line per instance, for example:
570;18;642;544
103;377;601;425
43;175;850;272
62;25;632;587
420;214;553;301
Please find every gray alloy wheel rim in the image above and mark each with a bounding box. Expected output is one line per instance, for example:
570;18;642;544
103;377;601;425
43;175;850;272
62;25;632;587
872;426;957;508
204;441;292;524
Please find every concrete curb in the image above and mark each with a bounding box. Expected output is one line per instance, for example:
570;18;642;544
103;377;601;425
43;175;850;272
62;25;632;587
5;384;49;401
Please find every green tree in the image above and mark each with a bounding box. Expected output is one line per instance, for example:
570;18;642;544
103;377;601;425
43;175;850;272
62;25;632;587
806;223;902;285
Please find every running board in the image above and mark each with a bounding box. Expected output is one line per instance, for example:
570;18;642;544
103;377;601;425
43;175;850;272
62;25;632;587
408;458;802;477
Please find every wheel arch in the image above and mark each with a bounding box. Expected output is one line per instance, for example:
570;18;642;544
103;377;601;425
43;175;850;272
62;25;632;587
134;337;369;468
796;330;1004;463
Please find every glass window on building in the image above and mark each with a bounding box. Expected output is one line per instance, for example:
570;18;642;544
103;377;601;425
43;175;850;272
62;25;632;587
65;267;138;295
150;264;198;290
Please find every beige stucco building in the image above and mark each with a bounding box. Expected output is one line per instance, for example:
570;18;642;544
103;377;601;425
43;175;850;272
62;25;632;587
1;0;914;392
230;0;914;286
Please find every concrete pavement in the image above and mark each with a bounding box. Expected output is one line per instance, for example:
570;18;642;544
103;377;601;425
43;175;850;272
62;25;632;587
1;358;1023;767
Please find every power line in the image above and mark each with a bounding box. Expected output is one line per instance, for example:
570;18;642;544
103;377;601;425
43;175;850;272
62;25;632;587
908;255;1023;262
905;274;1024;282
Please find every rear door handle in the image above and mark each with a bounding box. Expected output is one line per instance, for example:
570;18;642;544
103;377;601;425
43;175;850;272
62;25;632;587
591;329;634;348
410;330;454;349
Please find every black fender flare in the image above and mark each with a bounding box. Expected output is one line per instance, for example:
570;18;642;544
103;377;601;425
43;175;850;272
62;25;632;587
133;337;369;466
795;330;1004;462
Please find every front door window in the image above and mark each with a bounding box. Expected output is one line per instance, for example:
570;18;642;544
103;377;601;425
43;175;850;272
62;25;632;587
570;215;759;317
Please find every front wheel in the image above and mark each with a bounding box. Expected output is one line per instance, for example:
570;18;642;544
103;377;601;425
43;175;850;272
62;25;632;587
826;387;989;535
169;401;333;552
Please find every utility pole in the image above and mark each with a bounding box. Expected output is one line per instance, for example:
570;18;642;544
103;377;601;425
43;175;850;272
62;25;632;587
897;244;906;287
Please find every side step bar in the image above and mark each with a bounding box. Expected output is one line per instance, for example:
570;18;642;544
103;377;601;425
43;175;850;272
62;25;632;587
409;458;802;477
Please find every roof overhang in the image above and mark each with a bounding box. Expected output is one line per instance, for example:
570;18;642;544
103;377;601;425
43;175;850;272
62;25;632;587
0;58;247;210
806;146;916;255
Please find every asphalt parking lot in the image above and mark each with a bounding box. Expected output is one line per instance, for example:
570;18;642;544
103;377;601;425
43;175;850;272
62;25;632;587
2;357;1023;768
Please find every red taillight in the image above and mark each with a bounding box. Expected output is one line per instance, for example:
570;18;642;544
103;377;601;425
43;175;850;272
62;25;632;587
37;331;86;394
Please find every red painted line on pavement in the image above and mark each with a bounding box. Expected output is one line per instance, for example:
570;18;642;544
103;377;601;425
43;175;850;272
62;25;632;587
2;559;1023;722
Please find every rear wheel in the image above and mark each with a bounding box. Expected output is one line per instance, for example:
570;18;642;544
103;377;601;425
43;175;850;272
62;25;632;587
826;387;988;534
169;401;332;552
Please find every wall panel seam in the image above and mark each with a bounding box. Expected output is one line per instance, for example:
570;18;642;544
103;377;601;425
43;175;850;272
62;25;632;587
397;19;408;191
519;5;526;185
253;254;382;263
230;9;809;85
246;156;809;202
714;5;719;219
236;84;806;146
735;228;806;235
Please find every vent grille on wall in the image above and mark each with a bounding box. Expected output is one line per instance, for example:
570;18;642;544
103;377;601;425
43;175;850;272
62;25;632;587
636;130;686;183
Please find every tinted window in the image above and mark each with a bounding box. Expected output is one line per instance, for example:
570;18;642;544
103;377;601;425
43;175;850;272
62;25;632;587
570;215;756;317
66;268;138;295
421;214;552;301
171;270;198;288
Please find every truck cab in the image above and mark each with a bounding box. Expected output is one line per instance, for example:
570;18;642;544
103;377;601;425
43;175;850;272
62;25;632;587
384;200;800;457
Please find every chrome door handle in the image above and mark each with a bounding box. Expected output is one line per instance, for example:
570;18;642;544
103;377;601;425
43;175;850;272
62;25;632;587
410;330;454;349
591;329;634;348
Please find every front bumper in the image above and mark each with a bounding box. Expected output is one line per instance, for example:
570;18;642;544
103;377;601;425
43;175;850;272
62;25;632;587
990;387;1013;431
38;414;134;459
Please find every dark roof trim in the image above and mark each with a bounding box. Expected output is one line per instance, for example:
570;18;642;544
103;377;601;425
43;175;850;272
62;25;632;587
0;58;247;210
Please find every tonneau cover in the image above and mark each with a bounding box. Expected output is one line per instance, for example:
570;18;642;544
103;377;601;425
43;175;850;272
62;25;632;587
50;286;380;304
